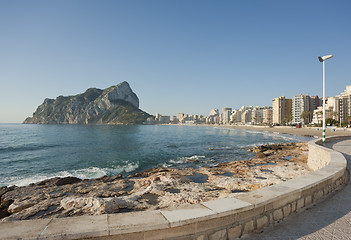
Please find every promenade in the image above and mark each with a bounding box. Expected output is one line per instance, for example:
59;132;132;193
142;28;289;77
246;138;351;239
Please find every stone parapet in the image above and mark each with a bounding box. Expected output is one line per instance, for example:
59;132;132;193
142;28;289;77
1;136;349;240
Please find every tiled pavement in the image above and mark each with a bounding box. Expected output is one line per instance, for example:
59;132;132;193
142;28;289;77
244;139;351;240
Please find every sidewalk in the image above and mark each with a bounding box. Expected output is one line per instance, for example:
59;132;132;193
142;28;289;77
245;138;351;240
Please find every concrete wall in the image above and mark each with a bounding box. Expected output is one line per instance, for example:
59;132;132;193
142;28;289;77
1;137;349;240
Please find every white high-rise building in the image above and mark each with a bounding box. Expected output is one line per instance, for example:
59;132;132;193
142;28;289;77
337;85;351;124
292;94;312;124
222;108;232;124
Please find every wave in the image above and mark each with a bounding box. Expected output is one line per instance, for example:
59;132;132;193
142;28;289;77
3;162;139;187
160;155;206;168
208;146;236;151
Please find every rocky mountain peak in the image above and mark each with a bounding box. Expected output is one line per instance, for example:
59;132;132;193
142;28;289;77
23;81;150;125
102;81;139;109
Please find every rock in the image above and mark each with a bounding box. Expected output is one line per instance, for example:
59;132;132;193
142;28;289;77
0;142;310;222
8;201;35;214
54;177;82;186
0;186;9;198
254;152;266;158
60;197;105;215
23;81;151;124
95;175;123;182
0;199;14;210
0;209;10;218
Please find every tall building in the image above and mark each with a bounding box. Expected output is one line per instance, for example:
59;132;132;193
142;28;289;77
272;96;292;125
209;109;219;116
251;107;264;125
336;85;351;123
310;96;322;112
292;94;310;124
222;108;232;124
262;107;273;124
241;109;252;124
291;94;321;124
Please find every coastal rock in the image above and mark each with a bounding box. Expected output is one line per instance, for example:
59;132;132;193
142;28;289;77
60;197;105;215
23;81;151;124
54;177;82;186
0;142;310;222
8;201;35;214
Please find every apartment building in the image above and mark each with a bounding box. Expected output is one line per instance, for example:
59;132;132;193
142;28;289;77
272;96;292;124
337;85;351;123
262;107;273;124
222;107;232;124
292;94;310;124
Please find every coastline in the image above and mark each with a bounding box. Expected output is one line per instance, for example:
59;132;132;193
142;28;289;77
2;124;347;222
1;142;310;222
201;124;351;138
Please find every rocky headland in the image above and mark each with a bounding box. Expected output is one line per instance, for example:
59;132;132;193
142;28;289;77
0;142;310;222
23;81;151;124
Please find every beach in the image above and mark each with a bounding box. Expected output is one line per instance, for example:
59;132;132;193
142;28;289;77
213;125;351;138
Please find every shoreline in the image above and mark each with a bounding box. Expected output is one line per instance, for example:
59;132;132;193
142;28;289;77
1;142;310;222
2;124;348;222
193;124;351;138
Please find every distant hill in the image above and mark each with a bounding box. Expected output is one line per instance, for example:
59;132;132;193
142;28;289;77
23;81;151;124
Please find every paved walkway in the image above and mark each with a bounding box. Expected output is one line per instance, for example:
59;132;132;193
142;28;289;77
245;138;351;240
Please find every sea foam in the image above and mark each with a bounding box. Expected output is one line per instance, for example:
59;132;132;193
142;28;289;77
4;162;139;187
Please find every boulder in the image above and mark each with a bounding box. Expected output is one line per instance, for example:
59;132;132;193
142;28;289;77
54;177;82;186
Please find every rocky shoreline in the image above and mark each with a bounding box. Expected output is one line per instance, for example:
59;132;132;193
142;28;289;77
0;142;310;222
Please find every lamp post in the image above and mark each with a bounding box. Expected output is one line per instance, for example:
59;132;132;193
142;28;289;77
318;54;334;143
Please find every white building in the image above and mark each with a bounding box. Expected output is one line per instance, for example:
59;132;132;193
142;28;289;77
262;108;273;124
292;94;311;124
222;108;232;124
337;85;351;123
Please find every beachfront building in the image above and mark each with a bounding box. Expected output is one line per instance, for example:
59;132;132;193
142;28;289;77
251;107;264;125
312;86;351;125
230;109;241;124
241;109;252;124
206;109;220;124
292;94;322;124
222;107;232;124
292;94;310;124
262;107;273;124
176;113;189;123
312;105;334;125
337;85;351;124
310;96;322;112
170;116;179;124
272;96;292;125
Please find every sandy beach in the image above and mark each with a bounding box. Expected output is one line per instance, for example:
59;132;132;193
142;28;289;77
212;125;351;138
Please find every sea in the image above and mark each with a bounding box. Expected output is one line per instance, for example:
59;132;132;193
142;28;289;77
0;124;313;187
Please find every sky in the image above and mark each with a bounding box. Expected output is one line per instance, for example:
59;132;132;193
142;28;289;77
0;0;350;123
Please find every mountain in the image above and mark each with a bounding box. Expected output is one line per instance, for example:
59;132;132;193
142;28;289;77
23;81;151;124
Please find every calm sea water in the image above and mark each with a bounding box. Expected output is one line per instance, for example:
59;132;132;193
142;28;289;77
0;124;312;187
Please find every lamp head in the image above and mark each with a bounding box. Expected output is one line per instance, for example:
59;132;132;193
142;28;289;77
318;55;334;62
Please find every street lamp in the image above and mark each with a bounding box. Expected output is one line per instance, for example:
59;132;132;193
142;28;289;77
318;54;334;143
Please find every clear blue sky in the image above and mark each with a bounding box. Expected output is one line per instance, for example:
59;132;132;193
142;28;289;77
1;0;350;123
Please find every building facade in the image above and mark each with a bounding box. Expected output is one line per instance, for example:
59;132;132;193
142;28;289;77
262;107;273;124
222;108;232;124
337;85;351;124
272;96;292;125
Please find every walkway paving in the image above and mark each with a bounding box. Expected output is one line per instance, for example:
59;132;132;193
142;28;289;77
244;138;351;240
